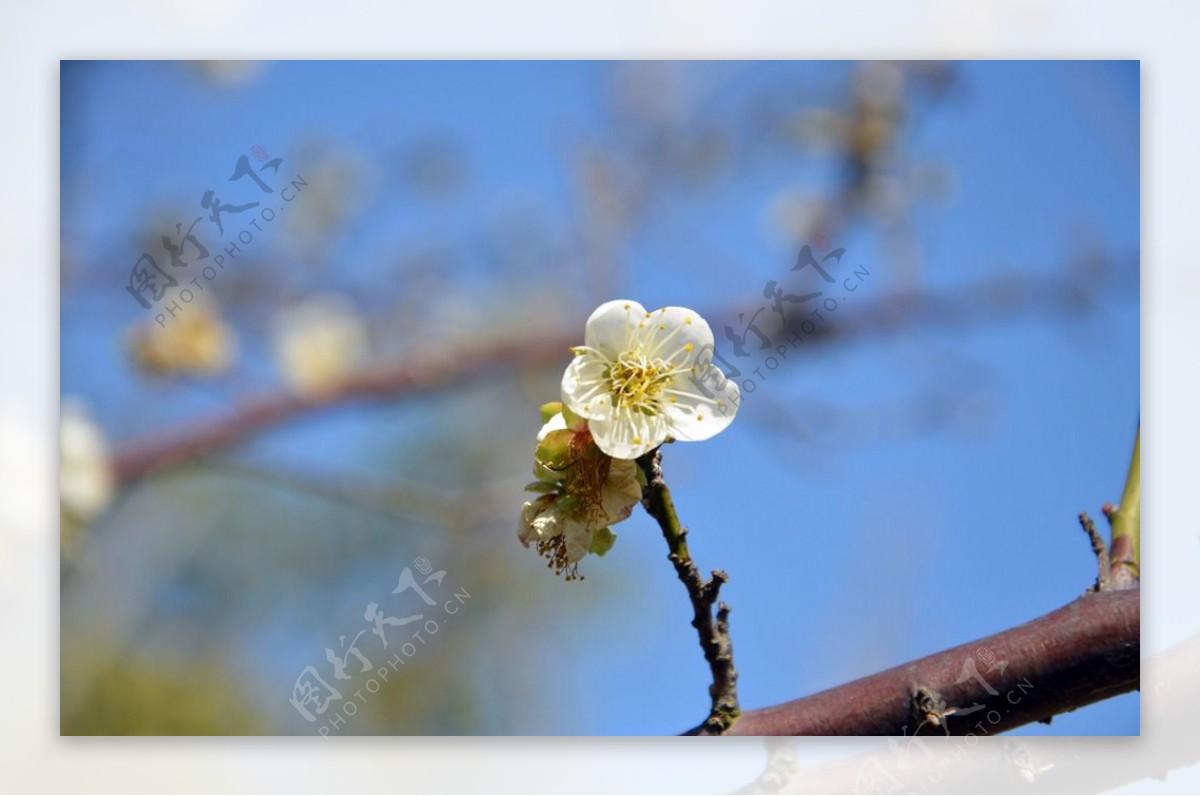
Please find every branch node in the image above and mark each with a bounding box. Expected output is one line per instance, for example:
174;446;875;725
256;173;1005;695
909;686;953;733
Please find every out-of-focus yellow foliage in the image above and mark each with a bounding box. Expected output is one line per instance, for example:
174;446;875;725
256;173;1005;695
62;653;267;735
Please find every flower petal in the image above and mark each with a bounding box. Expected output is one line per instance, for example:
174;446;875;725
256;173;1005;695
638;305;717;370
587;405;668;459
563;519;592;563
561;351;613;421
599;457;643;522
662;360;741;442
584;299;646;358
518;496;560;547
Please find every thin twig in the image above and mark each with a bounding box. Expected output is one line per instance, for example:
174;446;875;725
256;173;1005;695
1078;511;1112;592
1107;423;1141;589
635;446;740;734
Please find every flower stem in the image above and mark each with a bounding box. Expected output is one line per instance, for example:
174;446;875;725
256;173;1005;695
635;447;740;734
1108;422;1140;588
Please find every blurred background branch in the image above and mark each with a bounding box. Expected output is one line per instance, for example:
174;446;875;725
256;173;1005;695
108;250;1135;485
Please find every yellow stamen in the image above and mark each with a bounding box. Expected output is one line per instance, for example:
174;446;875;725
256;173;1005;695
607;350;674;412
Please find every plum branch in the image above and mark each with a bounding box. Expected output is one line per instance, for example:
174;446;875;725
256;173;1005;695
636;446;740;735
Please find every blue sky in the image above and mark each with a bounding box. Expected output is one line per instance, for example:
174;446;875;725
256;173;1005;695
61;60;1139;736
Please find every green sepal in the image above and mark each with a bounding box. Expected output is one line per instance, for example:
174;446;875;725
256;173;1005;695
589;526;617;556
533;428;574;483
561;403;586;431
539;401;563;424
555;492;581;516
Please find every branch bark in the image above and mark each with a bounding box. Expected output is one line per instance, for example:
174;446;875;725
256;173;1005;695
724;589;1138;736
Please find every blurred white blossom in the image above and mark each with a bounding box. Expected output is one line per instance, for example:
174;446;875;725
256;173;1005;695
60;399;115;533
273;294;369;396
128;298;236;376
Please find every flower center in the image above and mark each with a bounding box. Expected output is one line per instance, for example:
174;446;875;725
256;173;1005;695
609;351;672;411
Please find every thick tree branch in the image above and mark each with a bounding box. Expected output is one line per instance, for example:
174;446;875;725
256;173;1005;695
635;447;740;735
724;589;1138;736
737;627;1192;794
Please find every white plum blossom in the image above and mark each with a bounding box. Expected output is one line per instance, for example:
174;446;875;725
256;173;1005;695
561;300;741;459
